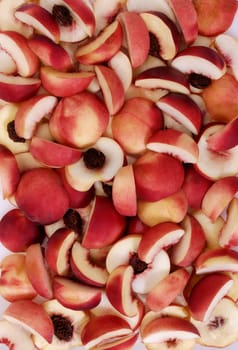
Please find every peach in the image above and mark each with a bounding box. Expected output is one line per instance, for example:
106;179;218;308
0;253;37;302
41;66;95;97
147;129;199;164
49;91;109;148
30;136;82;167
0;320;35;350
15;152;44;173
53;276;102;310
133;151;184;202
140;11;180;61
112;164;137;217
146;269;190;312
0;145;20;199
25;243;53;299
70;241;109;287
0;208;44;252
95;65;125;115
14;94;58;139
4;300;54;343
15;168;70;225
188;273;233;322
108;50;133;92
193;0;238;36
93;0;126;34
219;198;238;248
157;93;202;135
0;49;16;75
105;265;139;317
0;74;41;103
45;227;77;276
171;214;206;267
207;116;238;152
168;0;198;44
201;176;238;221
125;84;167;102
15;3;60;43
0;31;39;77
118;11;150;68
82;195;126;249
137;190;188;227
195;248;238;274
28;34;74;71
215;33;238;81
76;20;122;65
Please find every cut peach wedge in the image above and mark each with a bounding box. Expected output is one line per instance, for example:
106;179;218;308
105;265;139;317
0;145;20;199
40;66;95;97
195;248;238;274
29;136;82;168
219;198;238;248
188;273;233;322
0;49;16;75
215;33;238;81
93;0;126;34
108;50;133;92
147;129;199;164
0;320;35;350
118;11;150;68
14;94;58;140
25;243;53;300
3;300;54;344
53;276;102;311
76;20;122;65
15;3;60;43
140;11;180;61
207;116;238;152
126;0;175;21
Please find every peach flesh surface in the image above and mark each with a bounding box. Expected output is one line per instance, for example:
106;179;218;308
0;2;237;350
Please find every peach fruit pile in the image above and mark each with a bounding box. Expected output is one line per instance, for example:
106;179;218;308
0;0;238;349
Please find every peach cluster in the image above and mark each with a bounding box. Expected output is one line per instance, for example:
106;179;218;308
0;0;238;350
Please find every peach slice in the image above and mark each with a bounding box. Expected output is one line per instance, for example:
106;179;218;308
195;248;238;274
0;49;17;74
40;66;95;97
105;265;139;317
157;93;202;135
146;269;190;312
147;129;199;164
25;243;53;299
15;168;70;225
126;0;176;21
4;300;54;343
182;166;213;210
118;11;150;68
45;228;77;276
95;65;125;115
168;0;198;44
76;20;122;65
0;145;20;199
219;198;238;248
0;74;41;103
135;66;190;94
112;164;137;217
108;50;133;92
28;34;74;72
49;91;109;148
141;316;199;344
0;319;35;350
201;176;238;221
137;222;185;263
15;3;60;43
188;273;233;322
207;116;238;152
125;84;167;102
82;195;126;249
14;94;58;139
195;123;238;180
53;276;102;311
193;0;238;36
171;46;226;80
70;241;109;287
93;0;126;34
81;314;133;349
137;189;188;227
140;11;181;61
133;151;184;202
65;137;124;191
0;253;37;302
171;215;206;267
30;136;82;167
191;297;238;348
202;73;238;123
0;31;39;77
0;208;43;252
215;33;238;80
